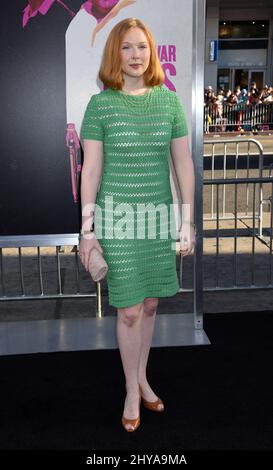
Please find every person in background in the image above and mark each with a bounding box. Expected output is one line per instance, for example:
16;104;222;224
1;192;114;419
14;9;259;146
234;85;242;102
224;89;232;102
263;87;273;102
226;92;238;106
204;86;214;106
250;81;259;95
260;85;271;102
238;89;249;105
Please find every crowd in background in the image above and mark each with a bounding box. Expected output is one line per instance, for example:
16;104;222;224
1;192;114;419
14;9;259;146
204;81;273;132
204;82;273;112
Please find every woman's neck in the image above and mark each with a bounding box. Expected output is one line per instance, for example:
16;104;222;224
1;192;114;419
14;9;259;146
121;76;148;95
121;86;150;95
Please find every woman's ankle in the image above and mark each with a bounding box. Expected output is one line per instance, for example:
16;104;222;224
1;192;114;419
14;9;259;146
126;383;140;394
138;378;148;388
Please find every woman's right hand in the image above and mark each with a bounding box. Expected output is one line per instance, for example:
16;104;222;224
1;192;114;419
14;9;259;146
79;234;104;272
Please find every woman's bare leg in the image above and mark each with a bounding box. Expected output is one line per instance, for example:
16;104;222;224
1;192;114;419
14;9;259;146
116;301;144;430
137;297;163;408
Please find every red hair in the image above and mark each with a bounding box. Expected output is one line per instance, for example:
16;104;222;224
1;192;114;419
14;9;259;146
99;18;164;90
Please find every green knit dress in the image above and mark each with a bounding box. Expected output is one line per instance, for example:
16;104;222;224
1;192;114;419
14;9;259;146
81;84;188;308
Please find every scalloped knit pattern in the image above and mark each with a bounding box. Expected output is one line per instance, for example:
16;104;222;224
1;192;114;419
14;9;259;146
81;85;188;308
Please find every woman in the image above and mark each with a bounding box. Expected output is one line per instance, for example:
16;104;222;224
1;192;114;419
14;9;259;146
79;18;196;432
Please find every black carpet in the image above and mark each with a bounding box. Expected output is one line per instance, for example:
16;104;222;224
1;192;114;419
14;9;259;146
0;311;272;451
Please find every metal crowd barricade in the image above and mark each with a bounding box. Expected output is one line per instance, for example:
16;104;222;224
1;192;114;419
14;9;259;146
203;176;273;290
0;234;104;318
204;138;266;238
0;233;197;319
204;102;273;133
1;175;272;310
1;140;273;313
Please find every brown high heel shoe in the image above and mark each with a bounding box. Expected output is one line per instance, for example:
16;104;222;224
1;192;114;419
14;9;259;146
140;385;164;412
142;396;164;412
121;396;141;432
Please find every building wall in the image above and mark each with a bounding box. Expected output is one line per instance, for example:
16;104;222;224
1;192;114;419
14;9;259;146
218;49;268;68
205;3;273;90
205;5;219;90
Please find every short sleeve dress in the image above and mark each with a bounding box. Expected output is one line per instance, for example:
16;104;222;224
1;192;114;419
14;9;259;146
81;85;188;308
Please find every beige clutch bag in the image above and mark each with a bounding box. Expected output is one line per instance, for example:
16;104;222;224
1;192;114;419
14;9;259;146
88;248;108;282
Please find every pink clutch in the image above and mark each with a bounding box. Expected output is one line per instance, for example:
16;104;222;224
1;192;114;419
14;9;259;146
88;248;108;282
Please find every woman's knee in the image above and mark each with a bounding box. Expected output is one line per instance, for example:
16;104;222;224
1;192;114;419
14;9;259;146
118;302;143;326
143;297;159;316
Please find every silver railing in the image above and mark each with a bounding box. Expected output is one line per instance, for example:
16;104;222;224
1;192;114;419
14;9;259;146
1;177;272;310
0;234;103;318
203;176;273;290
204;138;266;237
0;233;196;319
204;102;273;133
1;142;272;317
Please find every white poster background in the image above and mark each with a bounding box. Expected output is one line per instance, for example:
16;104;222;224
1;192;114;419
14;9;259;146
65;0;193;233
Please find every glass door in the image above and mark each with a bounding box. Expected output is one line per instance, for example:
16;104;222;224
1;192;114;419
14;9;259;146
217;68;231;92
249;70;264;91
234;69;249;90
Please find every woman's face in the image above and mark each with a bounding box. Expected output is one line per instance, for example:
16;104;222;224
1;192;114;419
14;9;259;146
120;27;151;80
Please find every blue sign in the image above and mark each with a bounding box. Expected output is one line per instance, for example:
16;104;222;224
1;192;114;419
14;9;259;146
209;40;218;62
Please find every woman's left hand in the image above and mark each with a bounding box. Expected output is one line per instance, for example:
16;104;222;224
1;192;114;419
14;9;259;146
179;222;196;256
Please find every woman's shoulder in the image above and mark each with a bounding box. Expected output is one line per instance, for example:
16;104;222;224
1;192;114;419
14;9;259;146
156;84;176;96
156;84;173;94
156;85;183;104
96;88;113;97
89;88;114;104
